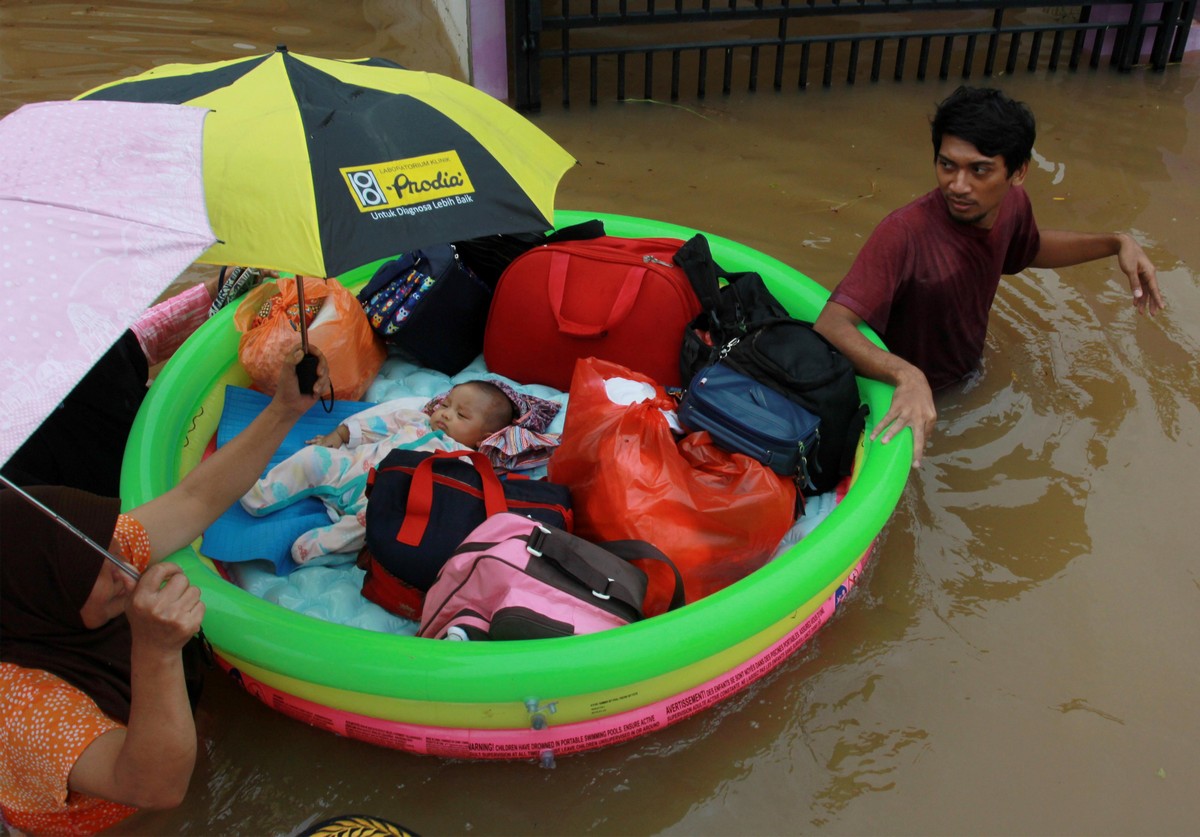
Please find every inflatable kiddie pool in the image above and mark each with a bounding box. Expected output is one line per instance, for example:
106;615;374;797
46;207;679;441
121;211;910;760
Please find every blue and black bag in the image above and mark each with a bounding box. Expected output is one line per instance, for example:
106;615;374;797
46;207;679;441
679;363;822;492
675;234;867;495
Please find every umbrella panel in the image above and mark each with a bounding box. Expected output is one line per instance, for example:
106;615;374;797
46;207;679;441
0;100;215;468
79;50;575;277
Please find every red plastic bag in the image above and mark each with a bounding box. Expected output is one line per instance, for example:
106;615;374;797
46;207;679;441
235;276;386;401
548;357;797;616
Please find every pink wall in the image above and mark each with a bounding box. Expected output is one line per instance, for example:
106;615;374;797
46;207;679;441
469;0;508;101
1085;3;1200;59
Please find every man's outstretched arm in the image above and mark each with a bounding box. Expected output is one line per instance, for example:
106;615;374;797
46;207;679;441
1032;230;1165;315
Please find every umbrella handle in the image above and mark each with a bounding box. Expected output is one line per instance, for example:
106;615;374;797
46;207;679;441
294;276;319;395
296;354;320;395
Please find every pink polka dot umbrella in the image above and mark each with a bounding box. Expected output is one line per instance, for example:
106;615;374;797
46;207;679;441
0;99;216;468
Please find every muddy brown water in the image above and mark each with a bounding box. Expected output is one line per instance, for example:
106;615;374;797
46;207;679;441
2;3;1198;835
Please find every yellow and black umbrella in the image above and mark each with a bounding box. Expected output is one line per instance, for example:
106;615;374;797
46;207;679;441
78;47;575;277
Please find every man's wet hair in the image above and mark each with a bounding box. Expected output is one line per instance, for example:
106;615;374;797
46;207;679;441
931;86;1036;177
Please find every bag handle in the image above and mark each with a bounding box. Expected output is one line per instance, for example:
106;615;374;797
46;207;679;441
547;250;645;338
395;450;507;546
528;526;650;616
600;540;687;612
357;250;421;302
532;527;688;616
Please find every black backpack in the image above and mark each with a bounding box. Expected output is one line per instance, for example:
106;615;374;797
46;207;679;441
675;234;790;382
674;234;867;495
717;319;867;494
453;219;607;288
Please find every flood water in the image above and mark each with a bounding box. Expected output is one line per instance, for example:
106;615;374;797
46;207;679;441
3;2;1199;835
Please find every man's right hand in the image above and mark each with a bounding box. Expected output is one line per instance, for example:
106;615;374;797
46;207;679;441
869;365;936;469
814;301;937;468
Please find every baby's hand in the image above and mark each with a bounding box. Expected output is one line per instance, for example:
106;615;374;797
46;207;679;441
307;426;348;447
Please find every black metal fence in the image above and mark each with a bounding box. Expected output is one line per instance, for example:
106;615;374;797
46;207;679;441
510;0;1198;110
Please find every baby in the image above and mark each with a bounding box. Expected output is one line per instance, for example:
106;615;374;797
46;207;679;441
241;380;560;565
309;380;513;451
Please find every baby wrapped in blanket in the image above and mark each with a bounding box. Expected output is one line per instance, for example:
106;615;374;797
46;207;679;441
240;380;561;565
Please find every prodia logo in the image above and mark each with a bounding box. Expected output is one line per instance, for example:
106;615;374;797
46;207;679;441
342;150;474;212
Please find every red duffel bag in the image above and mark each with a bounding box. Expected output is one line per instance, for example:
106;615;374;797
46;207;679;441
483;235;701;390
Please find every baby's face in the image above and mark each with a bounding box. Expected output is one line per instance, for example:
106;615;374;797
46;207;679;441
430;385;501;448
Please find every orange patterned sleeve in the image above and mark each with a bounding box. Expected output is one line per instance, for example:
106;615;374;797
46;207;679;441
0;666;136;835
111;514;153;572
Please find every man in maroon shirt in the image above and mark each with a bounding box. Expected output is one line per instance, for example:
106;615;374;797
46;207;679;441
814;86;1165;468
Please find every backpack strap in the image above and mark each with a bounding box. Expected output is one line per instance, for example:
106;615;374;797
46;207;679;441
542;218;606;244
673;233;723;318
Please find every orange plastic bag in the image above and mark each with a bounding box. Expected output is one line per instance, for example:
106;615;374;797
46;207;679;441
547;357;797;616
235;276;385;401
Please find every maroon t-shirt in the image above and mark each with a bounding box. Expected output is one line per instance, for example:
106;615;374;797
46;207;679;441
829;187;1041;390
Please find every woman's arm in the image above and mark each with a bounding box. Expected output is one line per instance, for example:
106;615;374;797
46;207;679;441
65;346;329;807
130;344;330;561
66;563;203;808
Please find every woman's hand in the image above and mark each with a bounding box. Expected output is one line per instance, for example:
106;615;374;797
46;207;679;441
272;343;331;415
126;562;204;655
130;342;334;561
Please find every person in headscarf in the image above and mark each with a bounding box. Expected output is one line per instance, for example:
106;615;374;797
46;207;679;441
0;345;329;837
239;378;563;565
1;267;264;498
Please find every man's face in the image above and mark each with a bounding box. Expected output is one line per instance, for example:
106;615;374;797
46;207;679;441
935;134;1028;229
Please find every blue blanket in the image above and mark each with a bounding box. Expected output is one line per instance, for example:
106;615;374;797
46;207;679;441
200;386;375;575
200;356;571;577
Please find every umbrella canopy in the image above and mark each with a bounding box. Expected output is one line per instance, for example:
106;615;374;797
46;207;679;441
0;99;216;467
78;47;576;277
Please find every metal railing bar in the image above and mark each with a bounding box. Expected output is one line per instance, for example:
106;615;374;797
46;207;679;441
541;0;1153;30
1028;29;1043;70
538;18;1138;60
522;0;1188;110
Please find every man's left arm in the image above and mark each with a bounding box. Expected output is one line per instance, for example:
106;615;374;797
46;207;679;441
1032;230;1165;315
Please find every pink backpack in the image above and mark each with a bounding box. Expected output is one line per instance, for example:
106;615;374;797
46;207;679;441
418;513;685;640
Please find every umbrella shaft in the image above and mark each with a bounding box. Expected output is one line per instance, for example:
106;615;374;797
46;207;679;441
296;276;310;353
0;475;141;580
